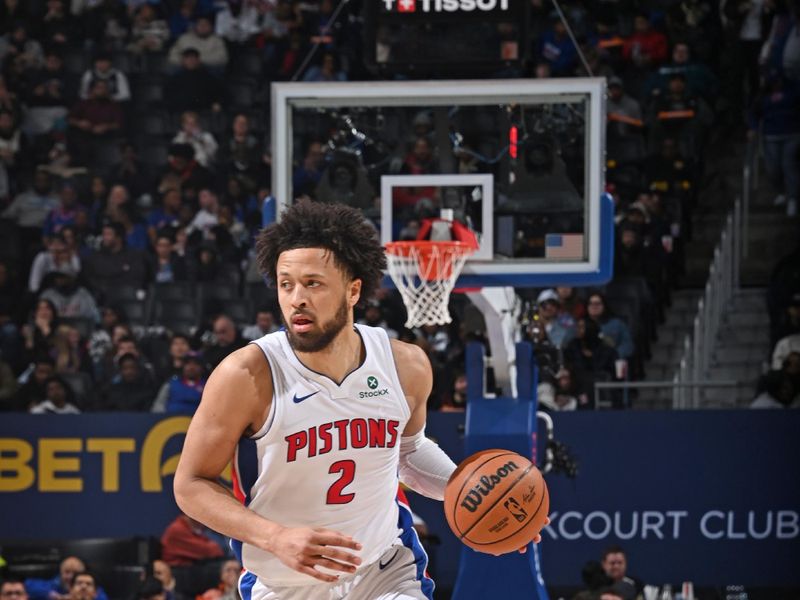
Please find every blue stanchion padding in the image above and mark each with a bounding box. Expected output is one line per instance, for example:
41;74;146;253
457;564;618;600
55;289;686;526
262;195;276;227
453;342;548;600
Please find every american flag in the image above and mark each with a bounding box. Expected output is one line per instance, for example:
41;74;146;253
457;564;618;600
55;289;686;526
545;234;584;260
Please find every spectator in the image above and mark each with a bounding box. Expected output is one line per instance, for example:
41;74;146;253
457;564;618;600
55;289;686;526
78;52;131;103
68;79;125;166
571;560;613;600
204;314;245;369
2;169;59;241
197;560;242;600
172;111;218;168
648;72;714;158
535;288;576;348
23;49;71;136
157;143;214;197
215;0;260;46
11;356;55;412
21;299;59;363
0;21;43;71
51;324;90;376
117;206;150;253
67;572;97;600
606;76;645;163
109;141;148;199
539;365;583;412
556;286;586;320
721;0;767;105
159;513;225;566
82;221;150;295
152;231;190;284
292;139;325;197
39;271;99;322
536;15;578;76
751;368;797;408
168;15;229;72
220;113;267;186
28;234;81;293
135;578;164;600
103;352;157;411
0;355;17;407
128;4;169;54
1;579;28;600
645;41;718;102
29;375;80;413
150;560;187;600
154;332;192;382
152;352;206;414
0;108;21;197
564;317;619;384
40;0;78;50
165;48;223;113
601;545;645;599
242;309;279;340
147;189;184;244
440;371;467;412
43;180;83;238
747;73;800;216
357;300;398;339
772;334;800;370
302;51;346;82
186;187;220;240
586;291;635;360
623;12;668;68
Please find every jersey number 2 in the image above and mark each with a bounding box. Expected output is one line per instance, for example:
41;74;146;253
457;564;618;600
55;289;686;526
326;460;355;504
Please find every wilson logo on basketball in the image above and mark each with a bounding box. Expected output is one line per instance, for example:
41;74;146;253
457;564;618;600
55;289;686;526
459;460;520;513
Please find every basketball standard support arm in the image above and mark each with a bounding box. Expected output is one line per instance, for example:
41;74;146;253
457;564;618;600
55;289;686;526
464;286;520;397
455;341;549;600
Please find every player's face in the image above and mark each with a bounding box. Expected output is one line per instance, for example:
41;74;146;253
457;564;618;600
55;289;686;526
277;247;360;353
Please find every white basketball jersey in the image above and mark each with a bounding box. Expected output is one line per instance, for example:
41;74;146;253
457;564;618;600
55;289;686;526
232;324;411;587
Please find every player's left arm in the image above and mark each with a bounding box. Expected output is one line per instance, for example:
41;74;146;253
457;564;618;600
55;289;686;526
391;339;457;501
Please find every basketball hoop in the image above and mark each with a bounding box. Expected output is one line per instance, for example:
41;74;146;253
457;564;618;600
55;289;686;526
385;241;476;328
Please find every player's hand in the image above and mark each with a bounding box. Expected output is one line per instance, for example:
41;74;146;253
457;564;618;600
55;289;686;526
270;526;363;583
517;517;551;553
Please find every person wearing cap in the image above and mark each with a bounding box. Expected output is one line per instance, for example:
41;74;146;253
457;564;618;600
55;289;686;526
152;352;207;414
535;288;576;349
606;75;645;163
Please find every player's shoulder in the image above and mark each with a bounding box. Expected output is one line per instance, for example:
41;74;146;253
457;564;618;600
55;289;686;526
207;343;272;389
389;338;431;380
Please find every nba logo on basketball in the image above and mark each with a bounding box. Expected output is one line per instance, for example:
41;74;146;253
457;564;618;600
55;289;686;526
504;497;528;522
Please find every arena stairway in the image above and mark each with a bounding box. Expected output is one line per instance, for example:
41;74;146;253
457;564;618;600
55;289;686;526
634;134;799;409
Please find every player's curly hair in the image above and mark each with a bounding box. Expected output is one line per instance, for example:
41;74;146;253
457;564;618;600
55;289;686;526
255;201;387;305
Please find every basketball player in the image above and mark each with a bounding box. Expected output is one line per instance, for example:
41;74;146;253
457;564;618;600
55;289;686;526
174;202;540;600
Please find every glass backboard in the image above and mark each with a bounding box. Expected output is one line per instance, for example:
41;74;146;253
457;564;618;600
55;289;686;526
271;79;613;287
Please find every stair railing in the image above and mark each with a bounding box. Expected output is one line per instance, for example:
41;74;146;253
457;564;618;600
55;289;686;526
673;198;741;408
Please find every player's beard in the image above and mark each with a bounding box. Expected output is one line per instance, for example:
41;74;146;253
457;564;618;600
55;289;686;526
284;296;350;353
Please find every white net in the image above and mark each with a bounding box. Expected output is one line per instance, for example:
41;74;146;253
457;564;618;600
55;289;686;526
385;242;474;328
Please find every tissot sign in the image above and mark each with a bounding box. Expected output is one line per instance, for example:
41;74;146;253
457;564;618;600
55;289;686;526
381;0;510;14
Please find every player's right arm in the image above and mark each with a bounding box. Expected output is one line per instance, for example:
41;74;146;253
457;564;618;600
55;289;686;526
173;345;362;583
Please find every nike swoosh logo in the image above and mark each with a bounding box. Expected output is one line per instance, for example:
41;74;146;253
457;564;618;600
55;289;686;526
378;549;400;570
292;391;318;404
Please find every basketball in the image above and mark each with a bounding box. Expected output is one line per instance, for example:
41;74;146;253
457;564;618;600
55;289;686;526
444;449;549;555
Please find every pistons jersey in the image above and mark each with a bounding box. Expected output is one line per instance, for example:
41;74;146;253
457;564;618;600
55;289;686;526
231;324;412;587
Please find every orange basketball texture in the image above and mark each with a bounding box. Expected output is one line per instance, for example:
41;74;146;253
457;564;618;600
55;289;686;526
444;449;550;555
